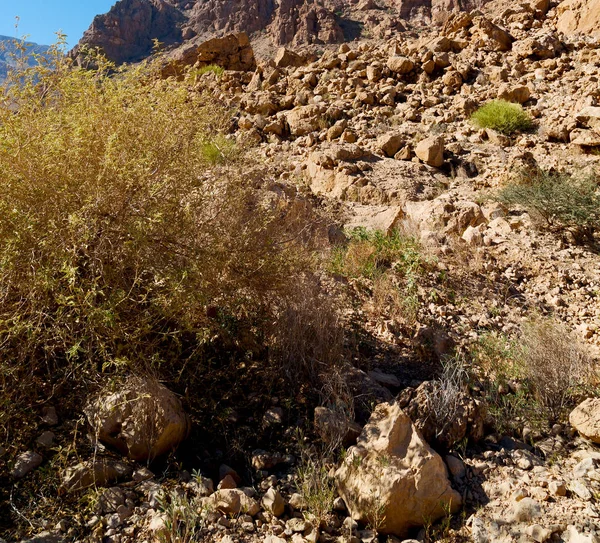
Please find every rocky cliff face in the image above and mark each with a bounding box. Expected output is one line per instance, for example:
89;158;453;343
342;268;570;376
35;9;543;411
75;0;498;65
75;0;184;64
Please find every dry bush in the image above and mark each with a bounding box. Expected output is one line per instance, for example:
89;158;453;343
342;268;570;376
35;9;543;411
270;276;345;384
498;169;600;242
425;356;471;442
520;318;596;420
0;46;335;447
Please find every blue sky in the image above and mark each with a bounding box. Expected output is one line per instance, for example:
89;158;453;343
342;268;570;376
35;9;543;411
0;0;116;47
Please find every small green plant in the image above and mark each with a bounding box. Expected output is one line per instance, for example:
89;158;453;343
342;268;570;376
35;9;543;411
296;455;337;527
330;227;428;324
365;489;387;534
498;169;600;241
200;134;237;164
156;491;204;543
331;227;424;280
195;64;225;78
471;100;534;135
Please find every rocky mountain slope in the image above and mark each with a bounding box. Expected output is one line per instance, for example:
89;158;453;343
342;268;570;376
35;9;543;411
74;0;498;64
0;36;49;81
4;0;600;542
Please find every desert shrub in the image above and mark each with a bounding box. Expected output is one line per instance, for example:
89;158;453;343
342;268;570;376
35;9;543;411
426;356;471;441
472;320;597;433
519;318;596;420
0;47;336;446
498;169;600;240
331;227;423;280
330;227;427;323
296;453;337;527
471;100;533;135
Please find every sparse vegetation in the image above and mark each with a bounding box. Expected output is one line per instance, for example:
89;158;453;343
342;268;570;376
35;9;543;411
330;227;428;322
471;100;534;135
296;453;337;527
472;319;597;433
498;169;600;241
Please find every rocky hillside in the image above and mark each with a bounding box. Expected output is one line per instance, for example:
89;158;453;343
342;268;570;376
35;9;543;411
0;36;49;81
74;0;499;64
4;0;600;543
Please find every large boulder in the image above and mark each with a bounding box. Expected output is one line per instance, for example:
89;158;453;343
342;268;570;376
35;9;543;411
85;377;190;462
335;402;461;537
557;0;600;36
570;398;600;444
160;33;256;78
415;136;444;167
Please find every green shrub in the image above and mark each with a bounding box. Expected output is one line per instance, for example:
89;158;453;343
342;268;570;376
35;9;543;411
0;47;335;447
330;227;423;280
471;100;534;135
195;64;225;78
498;169;600;240
472;320;597;433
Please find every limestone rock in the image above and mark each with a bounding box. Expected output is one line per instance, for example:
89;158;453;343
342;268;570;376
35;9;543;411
274;47;304;68
314;406;362;447
208;489;260;516
387;56;414;74
262;487;285;517
570;398;600;443
60;458;132;493
335;402;461;537
11;450;43;479
576;106;600;131
415;136;444;167
85;377;190;463
377;133;404;157
498;84;531;104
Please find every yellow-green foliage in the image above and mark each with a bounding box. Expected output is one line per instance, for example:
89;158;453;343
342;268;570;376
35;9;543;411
471;100;534;135
0;47;313;441
195;64;225;78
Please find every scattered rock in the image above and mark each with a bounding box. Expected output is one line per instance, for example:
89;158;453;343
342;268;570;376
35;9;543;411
415;136;444;167
10;451;43;479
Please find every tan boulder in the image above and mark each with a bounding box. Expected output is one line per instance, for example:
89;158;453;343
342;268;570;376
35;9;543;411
570;398;600;443
285;105;322;136
576;106;600;131
208;489;260;516
335;402;461;537
85;377;190;463
387;56;415;74
377;133;404;157
498;84;531;104
470;17;513;51
570;129;600;147
60;458;132;493
274;47;305;68
415;136;444;167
